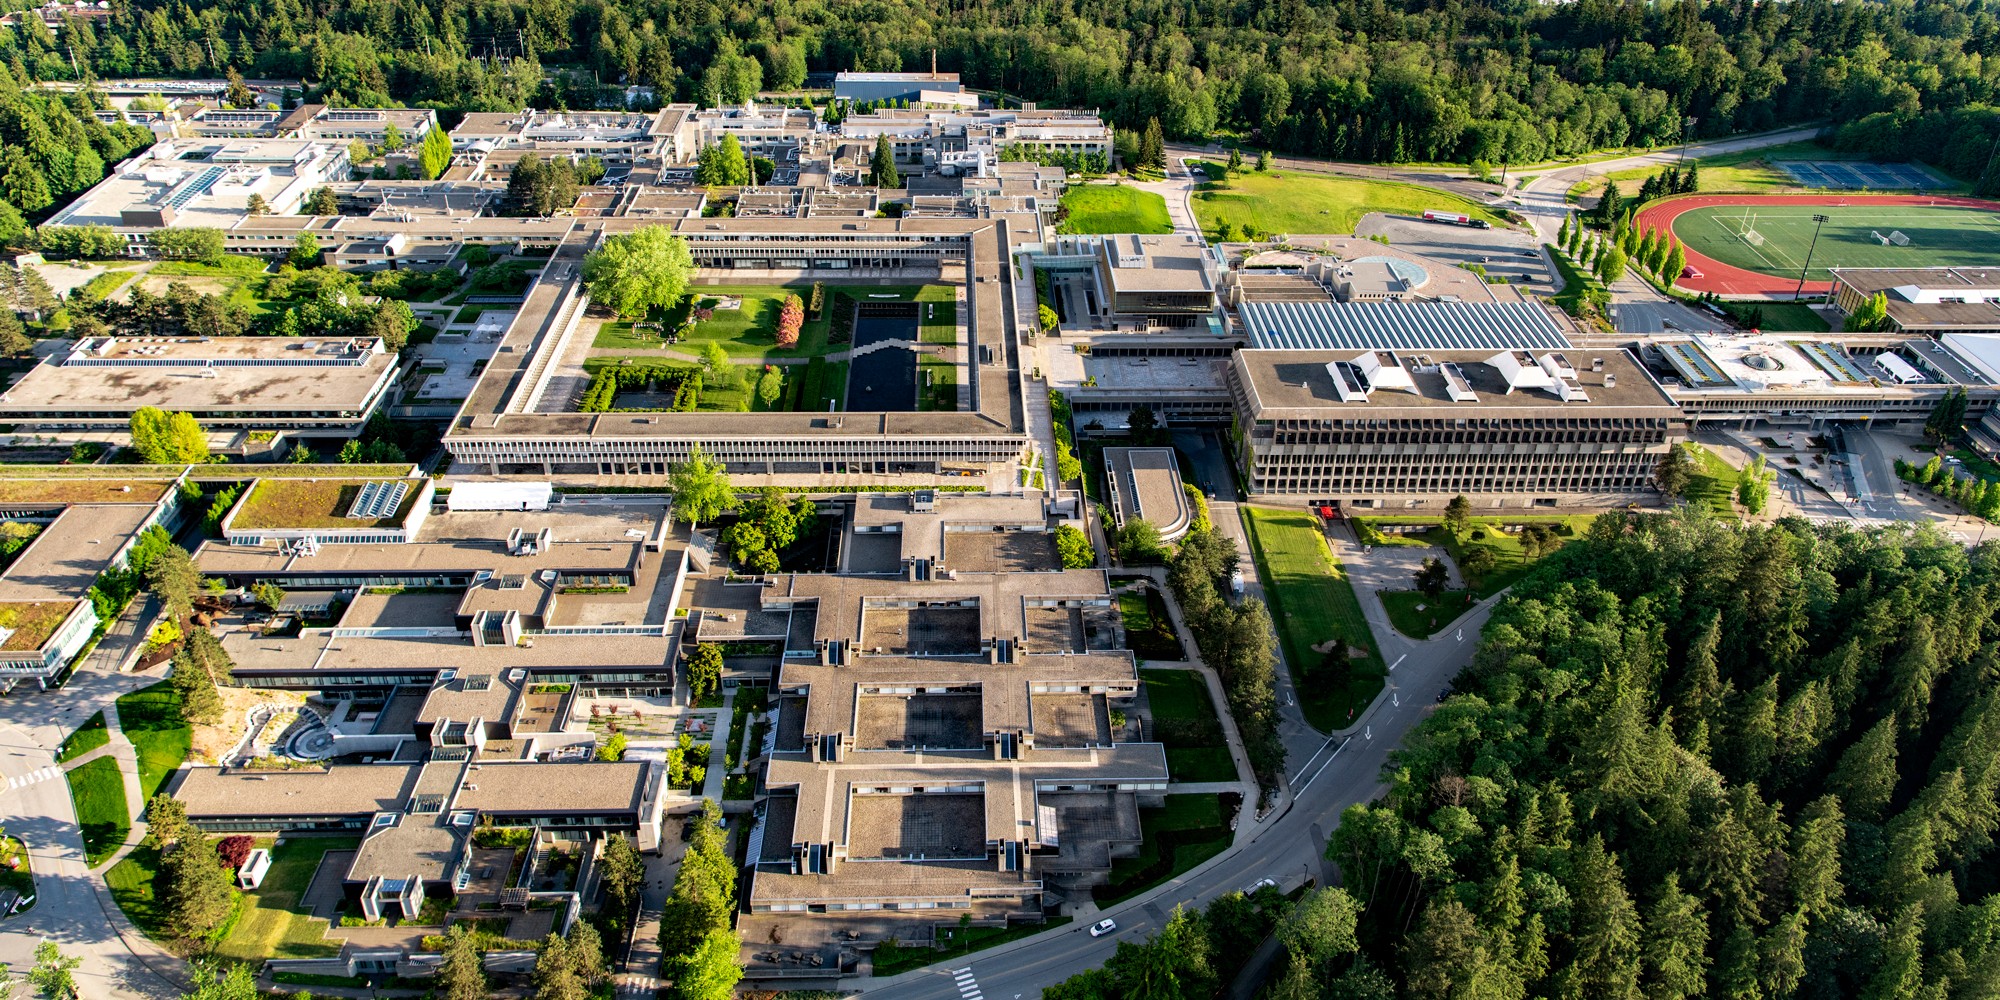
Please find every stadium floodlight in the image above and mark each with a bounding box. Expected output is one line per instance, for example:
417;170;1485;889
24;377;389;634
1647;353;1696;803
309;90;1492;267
1794;213;1832;302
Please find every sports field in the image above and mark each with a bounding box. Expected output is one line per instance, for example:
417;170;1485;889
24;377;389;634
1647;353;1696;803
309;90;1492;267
1676;204;2000;280
1635;194;2000;296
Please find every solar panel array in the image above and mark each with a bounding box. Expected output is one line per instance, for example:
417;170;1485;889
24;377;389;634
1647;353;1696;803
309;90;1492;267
1240;301;1571;352
1660;342;1733;389
346;481;410;520
165;166;226;210
1797;341;1872;383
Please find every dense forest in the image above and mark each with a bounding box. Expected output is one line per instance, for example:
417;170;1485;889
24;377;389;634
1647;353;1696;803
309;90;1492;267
5;0;2000;170
1326;512;2000;999
1043;512;2000;1000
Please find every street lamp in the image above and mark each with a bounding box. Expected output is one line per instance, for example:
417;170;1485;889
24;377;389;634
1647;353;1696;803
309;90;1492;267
1677;116;1698;164
1793;213;1831;302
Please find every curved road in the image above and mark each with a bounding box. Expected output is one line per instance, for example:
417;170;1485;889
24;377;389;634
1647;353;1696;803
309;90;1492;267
864;509;1503;1000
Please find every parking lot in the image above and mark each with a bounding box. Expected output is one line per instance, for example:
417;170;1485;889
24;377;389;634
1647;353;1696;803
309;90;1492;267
1354;212;1550;289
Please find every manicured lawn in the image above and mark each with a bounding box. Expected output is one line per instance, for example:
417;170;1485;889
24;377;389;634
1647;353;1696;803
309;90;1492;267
107;846;163;937
1685;444;1744;519
1141;669;1235;783
1565;141;1954;203
633;285;835;359
918;300;957;345
65;756;129;866
1059;183;1172;234
1094;794;1234;903
1191;166;1504;238
1380;589;1475;639
1118;587;1186;661
115;682;192;802
212;835;358;962
56;712;109;764
1242;508;1383;731
1727;300;1831;333
1355;515;1592;596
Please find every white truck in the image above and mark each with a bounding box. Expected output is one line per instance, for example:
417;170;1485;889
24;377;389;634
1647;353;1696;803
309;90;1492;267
1230;570;1246;596
1423;209;1491;229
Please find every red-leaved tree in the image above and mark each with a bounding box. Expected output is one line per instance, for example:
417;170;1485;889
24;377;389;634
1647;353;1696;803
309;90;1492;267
776;294;805;348
216;835;255;869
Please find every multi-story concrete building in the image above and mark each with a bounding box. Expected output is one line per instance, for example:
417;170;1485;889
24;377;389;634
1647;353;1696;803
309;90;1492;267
839;108;1113;177
1227;346;1684;504
833;71;963;105
0;336;399;435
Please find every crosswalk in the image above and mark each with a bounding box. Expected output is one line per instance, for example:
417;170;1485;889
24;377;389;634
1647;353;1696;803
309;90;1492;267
953;966;983;1000
6;766;59;790
614;974;660;998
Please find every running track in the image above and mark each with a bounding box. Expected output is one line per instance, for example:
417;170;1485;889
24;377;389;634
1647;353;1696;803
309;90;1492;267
1631;193;2000;298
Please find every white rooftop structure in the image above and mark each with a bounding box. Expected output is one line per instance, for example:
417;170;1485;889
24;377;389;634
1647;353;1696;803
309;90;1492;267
446;482;554;512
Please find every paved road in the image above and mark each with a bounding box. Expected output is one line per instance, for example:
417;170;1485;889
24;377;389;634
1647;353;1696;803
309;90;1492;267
863;509;1502;1000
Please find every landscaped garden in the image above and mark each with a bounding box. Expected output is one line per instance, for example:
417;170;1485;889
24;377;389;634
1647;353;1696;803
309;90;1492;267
211;835;358;962
1354;515;1594;597
1141;669;1236;782
592;284;836;359
1242;507;1384;730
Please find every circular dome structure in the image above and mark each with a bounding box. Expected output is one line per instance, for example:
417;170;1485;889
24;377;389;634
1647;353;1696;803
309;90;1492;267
1741;353;1783;371
1351;255;1431;289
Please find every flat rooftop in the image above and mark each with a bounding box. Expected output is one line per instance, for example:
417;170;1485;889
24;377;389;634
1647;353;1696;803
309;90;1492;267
0;504;159;602
0;342;395;417
228;478;425;531
1240;300;1571;352
1234;347;1677;416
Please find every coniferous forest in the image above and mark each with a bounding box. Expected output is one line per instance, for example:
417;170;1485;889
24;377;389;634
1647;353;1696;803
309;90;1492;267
1330;511;2000;999
5;0;2000;178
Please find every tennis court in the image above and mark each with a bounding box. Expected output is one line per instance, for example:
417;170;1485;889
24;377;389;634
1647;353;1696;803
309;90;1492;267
1635;194;2000;297
1774;160;1944;190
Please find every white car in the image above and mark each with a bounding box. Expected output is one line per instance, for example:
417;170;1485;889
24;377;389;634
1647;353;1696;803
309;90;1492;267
1089;919;1117;937
1245;878;1278;893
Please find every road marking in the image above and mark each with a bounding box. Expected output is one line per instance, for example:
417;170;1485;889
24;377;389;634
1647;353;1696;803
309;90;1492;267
1295;736;1350;794
1388;654;1405;672
953;968;983;1000
7;766;57;790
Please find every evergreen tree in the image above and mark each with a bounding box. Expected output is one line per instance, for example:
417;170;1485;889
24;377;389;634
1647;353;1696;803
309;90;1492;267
1640;874;1709;1000
1829;713;1900;821
160;836;236;947
433;925;488;1000
870;134;900;188
1143;117;1166;169
1665;239;1687;281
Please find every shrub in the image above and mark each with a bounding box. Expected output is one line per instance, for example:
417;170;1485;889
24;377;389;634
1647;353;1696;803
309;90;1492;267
216;835;254;869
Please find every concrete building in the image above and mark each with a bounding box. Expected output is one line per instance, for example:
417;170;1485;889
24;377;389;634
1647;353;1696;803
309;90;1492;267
839;108;1112;177
1831;267;2000;335
724;493;1168;964
1227;347;1684;504
0;476;189;690
42;137;353;240
297;106;441;145
0;336;398;435
833;71;963;105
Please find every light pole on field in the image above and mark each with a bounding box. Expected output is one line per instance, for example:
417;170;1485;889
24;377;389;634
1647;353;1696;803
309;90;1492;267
1678;116;1699;164
1794;213;1831;302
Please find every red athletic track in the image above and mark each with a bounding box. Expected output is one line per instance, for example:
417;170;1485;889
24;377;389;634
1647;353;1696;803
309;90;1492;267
1630;193;2000;298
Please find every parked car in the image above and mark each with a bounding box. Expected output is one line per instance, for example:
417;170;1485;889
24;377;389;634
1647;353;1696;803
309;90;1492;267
1090;919;1118;937
1246;878;1278;893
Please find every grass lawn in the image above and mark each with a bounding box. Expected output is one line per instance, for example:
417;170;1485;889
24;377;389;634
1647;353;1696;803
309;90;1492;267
1191;166;1504;238
917;352;959;412
1118;587;1186;661
1141;669;1235;783
1059;183;1172;234
918;299;957;345
1685;444;1744;519
151;255;269;278
1355;515;1592;596
1728;300;1831;332
212;835;359;962
642;284;835;359
873;917;1075;977
106;846;164;938
1380;589;1475;639
65;756;129;866
56;712;109;763
1094;794;1234;904
115;682;192;802
1242;507;1383;731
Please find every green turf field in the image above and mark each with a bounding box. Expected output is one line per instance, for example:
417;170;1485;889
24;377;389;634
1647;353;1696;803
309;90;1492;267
1673;204;2000;281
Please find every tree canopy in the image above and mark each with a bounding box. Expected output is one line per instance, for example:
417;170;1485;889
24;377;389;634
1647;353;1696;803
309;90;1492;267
582;225;695;320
